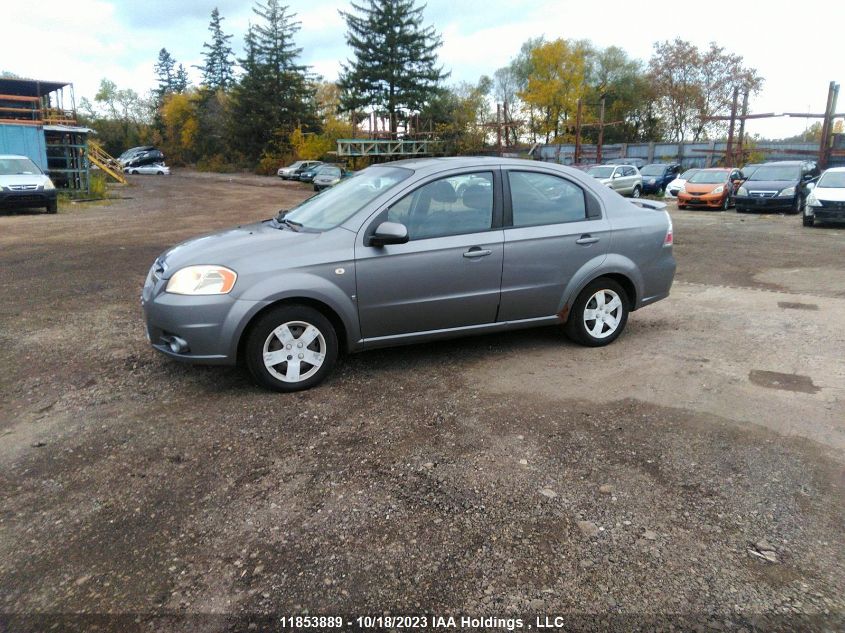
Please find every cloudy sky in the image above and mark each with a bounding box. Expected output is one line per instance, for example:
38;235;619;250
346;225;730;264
3;0;843;139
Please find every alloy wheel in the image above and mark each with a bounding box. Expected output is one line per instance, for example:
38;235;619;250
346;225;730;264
583;289;623;339
262;320;326;383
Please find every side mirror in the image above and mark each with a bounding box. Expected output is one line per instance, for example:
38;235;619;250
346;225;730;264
612;172;620;179
369;221;409;247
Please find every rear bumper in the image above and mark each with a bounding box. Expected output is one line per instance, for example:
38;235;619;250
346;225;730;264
0;190;57;209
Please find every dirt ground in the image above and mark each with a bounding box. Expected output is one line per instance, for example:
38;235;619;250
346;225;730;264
1;170;843;632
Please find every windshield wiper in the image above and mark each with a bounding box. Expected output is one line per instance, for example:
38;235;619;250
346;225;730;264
283;218;303;231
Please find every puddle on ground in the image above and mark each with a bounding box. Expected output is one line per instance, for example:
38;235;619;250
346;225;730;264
749;370;820;394
777;301;819;311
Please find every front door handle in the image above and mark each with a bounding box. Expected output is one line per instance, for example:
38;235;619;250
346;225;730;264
575;234;600;245
463;247;493;258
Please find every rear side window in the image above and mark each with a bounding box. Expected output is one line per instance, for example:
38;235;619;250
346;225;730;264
508;171;586;227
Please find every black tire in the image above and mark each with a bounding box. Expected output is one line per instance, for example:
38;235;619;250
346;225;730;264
564;277;629;347
131;170;138;175
721;195;730;211
631;185;642;198
736;206;747;213
802;213;814;227
244;304;338;392
46;200;58;214
157;171;164;175
789;197;802;215
677;204;687;210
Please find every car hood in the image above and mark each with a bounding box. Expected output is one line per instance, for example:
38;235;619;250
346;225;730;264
684;183;725;194
0;174;52;187
814;186;845;202
667;178;686;188
743;179;797;191
159;221;324;275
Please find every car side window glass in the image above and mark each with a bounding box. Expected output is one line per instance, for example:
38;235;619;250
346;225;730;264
387;172;494;240
508;171;587;227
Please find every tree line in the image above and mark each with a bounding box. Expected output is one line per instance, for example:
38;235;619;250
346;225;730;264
77;0;764;172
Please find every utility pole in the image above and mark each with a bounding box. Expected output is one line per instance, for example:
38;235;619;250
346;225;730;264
737;89;749;164
496;103;503;157
725;87;739;166
574;98;583;165
819;81;840;169
596;96;606;164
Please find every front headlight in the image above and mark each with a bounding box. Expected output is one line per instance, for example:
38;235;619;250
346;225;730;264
778;187;795;197
737;186;748;196
648;178;656;184
807;193;821;207
712;185;724;194
166;265;237;295
43;179;55;190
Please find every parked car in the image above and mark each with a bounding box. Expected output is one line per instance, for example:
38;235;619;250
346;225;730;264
312;165;353;191
297;163;326;183
676;168;743;210
802;166;845;227
734;161;819;214
126;149;166;168
0;154;57;213
665;168;700;199
639;163;682;195
142;157;676;392
277;160;322;180
586;164;643;197
605;157;647;170
125;163;170;176
118;146;156;166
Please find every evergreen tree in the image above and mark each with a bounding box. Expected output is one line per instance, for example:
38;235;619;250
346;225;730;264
228;1;316;161
153;48;177;102
173;64;190;93
197;8;235;90
338;0;447;135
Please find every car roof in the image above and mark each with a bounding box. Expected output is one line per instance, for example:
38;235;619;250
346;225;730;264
823;166;845;173
697;167;731;172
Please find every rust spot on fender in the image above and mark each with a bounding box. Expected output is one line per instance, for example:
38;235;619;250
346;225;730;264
558;304;571;323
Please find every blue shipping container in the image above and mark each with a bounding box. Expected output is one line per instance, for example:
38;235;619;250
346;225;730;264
0;124;48;171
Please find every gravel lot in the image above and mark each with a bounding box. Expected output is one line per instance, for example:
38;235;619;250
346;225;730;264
1;170;843;631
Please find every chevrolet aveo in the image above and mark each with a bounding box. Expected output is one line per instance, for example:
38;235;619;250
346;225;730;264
142;157;676;392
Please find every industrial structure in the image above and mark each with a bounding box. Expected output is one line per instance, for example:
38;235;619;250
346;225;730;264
0;77;124;192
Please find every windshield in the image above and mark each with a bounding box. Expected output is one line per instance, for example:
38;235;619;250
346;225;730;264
0;157;42;175
319;166;342;177
587;166;614;178
288;161;304;169
640;165;666;176
679;169;699;180
817;171;845;188
749;164;800;181
283;166;412;230
689;170;729;184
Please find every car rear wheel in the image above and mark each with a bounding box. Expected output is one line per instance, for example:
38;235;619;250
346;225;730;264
244;305;338;392
631;185;641;198
802;214;814;227
564;278;629;347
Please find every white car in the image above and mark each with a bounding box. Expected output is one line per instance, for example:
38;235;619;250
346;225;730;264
803;166;845;227
665;168;700;199
0;154;58;213
125;163;170;176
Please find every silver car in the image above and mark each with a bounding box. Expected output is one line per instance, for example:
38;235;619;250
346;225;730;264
142;157;675;392
587;164;643;198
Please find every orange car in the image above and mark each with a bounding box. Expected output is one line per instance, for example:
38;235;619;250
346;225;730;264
677;168;743;210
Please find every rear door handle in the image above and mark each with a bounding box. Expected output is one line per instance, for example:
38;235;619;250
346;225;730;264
575;234;600;245
463;247;493;258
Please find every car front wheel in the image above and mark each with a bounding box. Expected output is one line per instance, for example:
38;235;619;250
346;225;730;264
244;305;338;392
564;278;629;347
631;185;641;198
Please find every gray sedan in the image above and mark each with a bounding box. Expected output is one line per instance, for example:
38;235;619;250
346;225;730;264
142;157;676;391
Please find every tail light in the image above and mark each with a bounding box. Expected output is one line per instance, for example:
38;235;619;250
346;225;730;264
663;215;673;247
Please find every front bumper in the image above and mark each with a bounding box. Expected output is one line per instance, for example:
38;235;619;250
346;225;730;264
808;203;845;221
642;181;664;194
0;189;57;209
141;272;265;365
677;191;725;208
734;195;795;211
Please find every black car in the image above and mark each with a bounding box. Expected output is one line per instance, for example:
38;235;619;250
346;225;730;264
126;149;166;168
734;161;819;214
298;164;324;183
639;163;682;195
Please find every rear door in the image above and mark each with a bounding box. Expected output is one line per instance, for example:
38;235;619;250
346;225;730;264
498;169;610;321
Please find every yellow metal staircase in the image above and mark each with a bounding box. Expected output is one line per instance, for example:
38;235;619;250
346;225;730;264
87;141;127;184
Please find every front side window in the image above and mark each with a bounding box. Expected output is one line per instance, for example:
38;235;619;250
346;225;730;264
508;171;586;227
387;172;494;240
623;167;635;176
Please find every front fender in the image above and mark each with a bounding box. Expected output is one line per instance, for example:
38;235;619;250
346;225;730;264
232;272;361;355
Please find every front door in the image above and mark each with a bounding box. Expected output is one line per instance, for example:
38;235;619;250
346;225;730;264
355;170;504;340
